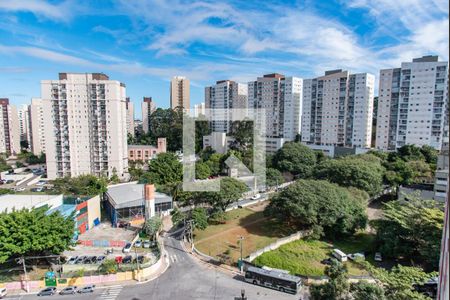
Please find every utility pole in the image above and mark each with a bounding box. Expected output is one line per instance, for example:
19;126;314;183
134;246;140;282
238;236;244;273
20;257;29;292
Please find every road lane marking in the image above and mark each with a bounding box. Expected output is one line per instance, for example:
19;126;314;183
96;285;123;300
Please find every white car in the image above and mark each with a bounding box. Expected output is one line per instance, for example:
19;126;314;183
36;181;46;186
374;252;383;262
348;253;365;261
122;242;132;253
143;240;151;248
0;287;7;298
14;187;26;192
251;194;261;200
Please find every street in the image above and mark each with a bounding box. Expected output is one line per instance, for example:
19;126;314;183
6;232;306;300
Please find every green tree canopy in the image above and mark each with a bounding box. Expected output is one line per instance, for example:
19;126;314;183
195;162;212;180
201;177;248;212
146;108;184;151
144;216;162;239
351;281;386;300
272;142;317;178
191;207;208;230
265;180;367;238
310;259;349;300
266;167;284;187
0;207;75;263
141;152;183;185
53;174;107;196
373;199;444;269
314;154;384;196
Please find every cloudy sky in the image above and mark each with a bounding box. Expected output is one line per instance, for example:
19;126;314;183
0;0;448;116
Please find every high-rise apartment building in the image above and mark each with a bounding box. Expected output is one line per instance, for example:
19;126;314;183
205;80;248;133
41;73;128;180
17;104;31;146
0;98;20;155
193;102;206;117
376;55;448;150
125;97;135;137
248;74;303;152
301;70;374;148
170;76;190;110
142;97;156;134
29;98;46;155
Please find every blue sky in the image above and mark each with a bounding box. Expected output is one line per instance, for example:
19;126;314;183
0;0;448;118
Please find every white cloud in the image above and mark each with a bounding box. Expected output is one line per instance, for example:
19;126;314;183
0;0;75;21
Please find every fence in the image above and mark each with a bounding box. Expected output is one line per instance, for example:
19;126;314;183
245;230;311;262
77;240;127;248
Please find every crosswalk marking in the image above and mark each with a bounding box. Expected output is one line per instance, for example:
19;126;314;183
97;285;123;300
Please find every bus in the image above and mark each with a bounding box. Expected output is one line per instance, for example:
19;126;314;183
244;266;302;294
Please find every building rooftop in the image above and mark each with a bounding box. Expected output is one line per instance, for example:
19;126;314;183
106;183;172;209
412;55;439;63
0;194;63;212
128;144;158;150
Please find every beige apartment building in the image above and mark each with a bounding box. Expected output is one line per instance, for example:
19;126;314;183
0;98;20;155
141;97;156;134
170;76;190;110
29;98;46;155
41;73;128;180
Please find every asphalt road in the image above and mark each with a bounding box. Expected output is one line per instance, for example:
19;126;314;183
9;232;306;300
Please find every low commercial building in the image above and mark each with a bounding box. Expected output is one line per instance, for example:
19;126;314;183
128;138;166;161
302;143;370;158
104;182;172;227
0;194;101;237
203;132;235;154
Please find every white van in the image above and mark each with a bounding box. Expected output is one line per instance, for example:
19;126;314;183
332;249;348;262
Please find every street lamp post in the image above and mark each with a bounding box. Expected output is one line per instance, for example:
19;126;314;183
238;236;244;273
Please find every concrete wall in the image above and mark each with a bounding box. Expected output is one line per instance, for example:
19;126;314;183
246;230;311;262
87;195;101;230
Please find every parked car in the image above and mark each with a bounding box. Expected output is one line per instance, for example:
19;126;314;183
78;285;95;293
14;187;26;192
31;187;44;192
251;193;261;200
75;256;87;264
123;255;133;264
348;253;365;261
67;256;78;264
37;287;57;296
135;255;145;264
36;180;46;186
143;240;151;248
134;240;142;248
332;249;348;262
123;242;132;253
59;286;77;295
374;252;383;262
320;258;333;265
6;180;14;184
96;256;106;264
0;287;7;298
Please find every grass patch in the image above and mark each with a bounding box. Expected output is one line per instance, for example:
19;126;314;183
194;208;293;264
253;233;375;277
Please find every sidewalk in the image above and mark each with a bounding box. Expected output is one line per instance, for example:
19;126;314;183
2;241;170;296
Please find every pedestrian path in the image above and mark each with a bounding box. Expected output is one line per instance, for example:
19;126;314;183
96;285;123;300
169;253;184;263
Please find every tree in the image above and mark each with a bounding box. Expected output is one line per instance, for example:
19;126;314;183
359;261;437;300
310;259;349;300
53;174;107;196
272;142;317;178
110;167;120;183
205;153;223;176
191;207;208;230
0;157;11;172
144;216;162;239
265;167;284;187
20;140;29;150
314;154;384;197
195;162;212;180
171;207;187;227
141;152;182;185
195;120;211;153
373;199;443;269
149;108;184;151
98;259;118;274
0;207;75;263
204;177;248;213
265;180;367;238
351;281;386;300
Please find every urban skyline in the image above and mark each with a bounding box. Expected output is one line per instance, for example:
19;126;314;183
0;1;448;116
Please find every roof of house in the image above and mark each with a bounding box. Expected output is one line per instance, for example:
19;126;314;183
105;183;172;209
0;194;63;212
